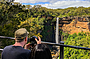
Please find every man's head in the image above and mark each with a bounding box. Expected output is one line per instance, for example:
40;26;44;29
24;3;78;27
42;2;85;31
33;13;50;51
15;28;29;42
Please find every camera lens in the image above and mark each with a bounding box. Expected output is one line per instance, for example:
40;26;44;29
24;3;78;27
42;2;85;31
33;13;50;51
27;36;38;45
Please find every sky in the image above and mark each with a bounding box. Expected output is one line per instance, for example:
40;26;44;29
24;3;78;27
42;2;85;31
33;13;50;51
14;0;90;9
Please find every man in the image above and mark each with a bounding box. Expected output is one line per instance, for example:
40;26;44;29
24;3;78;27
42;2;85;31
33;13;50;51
1;28;41;59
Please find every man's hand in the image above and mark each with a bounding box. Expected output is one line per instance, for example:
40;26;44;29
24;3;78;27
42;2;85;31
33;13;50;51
24;43;31;49
35;36;41;44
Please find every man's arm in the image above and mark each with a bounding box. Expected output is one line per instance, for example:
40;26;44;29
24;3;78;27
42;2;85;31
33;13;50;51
24;43;31;49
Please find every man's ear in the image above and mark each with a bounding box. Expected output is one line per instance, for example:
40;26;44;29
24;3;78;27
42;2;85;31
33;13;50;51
25;37;27;41
15;39;16;41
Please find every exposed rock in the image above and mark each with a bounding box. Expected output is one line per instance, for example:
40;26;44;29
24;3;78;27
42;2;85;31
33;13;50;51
59;16;90;34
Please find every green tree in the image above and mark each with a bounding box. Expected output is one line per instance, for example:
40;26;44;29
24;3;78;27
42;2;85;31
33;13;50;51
64;32;90;59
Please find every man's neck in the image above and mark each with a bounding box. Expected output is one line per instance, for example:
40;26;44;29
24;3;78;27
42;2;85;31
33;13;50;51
13;42;25;47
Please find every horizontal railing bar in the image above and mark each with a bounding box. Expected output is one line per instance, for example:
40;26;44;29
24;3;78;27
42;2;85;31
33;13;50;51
0;36;90;50
0;49;3;51
0;36;15;39
42;41;90;50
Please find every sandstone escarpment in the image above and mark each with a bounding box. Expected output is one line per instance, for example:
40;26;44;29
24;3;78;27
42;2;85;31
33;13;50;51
59;16;90;34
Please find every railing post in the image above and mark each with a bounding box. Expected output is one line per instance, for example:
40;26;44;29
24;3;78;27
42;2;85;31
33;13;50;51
60;41;64;59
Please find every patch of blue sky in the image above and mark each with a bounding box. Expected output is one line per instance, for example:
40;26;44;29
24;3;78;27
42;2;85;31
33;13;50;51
22;2;50;5
59;0;89;1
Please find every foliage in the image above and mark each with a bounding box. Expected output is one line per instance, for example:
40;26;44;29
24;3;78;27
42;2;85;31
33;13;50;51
18;17;45;37
64;32;90;59
41;20;55;42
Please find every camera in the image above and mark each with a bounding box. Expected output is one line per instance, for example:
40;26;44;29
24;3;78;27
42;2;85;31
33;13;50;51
27;36;39;45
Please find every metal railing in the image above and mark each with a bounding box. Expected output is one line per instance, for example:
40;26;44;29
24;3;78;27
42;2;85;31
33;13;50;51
0;36;90;59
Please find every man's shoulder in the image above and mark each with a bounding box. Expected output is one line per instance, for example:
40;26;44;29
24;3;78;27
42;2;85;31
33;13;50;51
3;45;12;50
4;45;12;49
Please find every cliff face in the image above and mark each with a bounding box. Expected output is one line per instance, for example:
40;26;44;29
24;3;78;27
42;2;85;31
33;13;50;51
62;21;90;34
59;16;90;34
